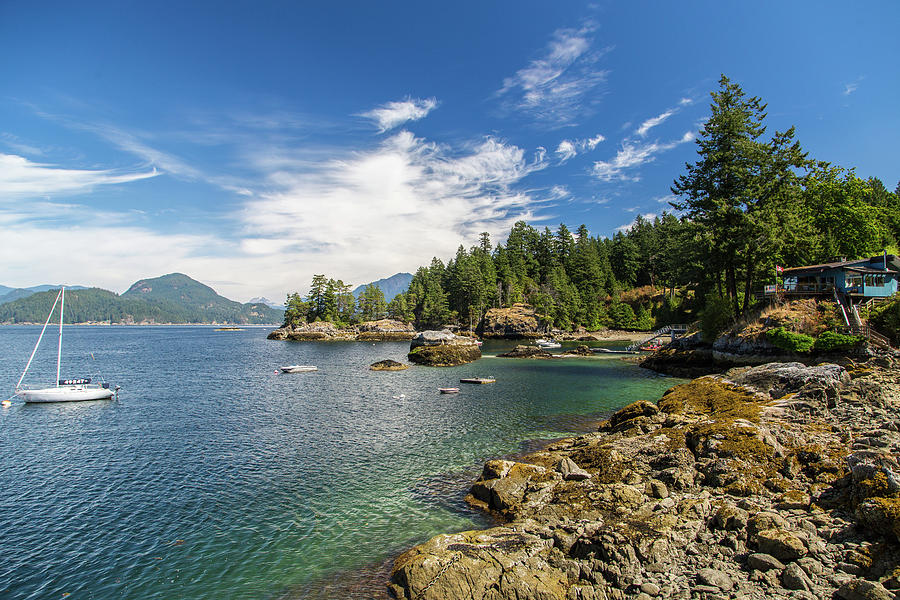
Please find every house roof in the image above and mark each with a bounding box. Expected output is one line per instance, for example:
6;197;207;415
783;254;899;275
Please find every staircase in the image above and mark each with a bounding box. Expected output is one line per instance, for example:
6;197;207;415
626;324;690;352
833;291;893;348
841;324;893;349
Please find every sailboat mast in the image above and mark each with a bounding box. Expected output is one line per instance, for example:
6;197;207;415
56;286;65;387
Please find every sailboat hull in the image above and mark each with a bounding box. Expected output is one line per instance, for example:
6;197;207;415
17;385;114;403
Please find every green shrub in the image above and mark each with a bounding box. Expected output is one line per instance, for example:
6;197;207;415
699;295;734;342
766;327;815;353
812;330;864;352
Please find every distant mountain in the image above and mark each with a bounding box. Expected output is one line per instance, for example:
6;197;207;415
352;273;413;301
0;285;88;306
121;273;284;323
0;274;283;325
249;296;285;310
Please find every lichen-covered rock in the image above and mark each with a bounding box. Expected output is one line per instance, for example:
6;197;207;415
389;527;566;600
268;319;416;341
356;319;416;341
754;528;807;562
369;359;409;371
497;345;552;359
561;344;594;356
268;320;342;340
408;330;481;366
390;358;900;600
835;578;896;600
478;303;547;339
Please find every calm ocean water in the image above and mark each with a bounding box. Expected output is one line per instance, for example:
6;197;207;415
0;326;682;599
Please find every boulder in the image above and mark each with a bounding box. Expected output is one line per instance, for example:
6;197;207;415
562;344;594;356
369;359;409;371
755;528;807;562
497;345;552;359
557;457;591;481
357;319;416;341
747;553;785;572
836;579;896;600
408;330;482;367
478;304;547;339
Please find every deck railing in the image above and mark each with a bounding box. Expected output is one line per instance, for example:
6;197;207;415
840;325;892;348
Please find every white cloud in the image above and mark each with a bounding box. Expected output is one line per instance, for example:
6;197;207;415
359;97;438;132
497;25;609;124
233;130;549;297
4;107;553;301
843;77;864;96
592;132;693;182
636;109;675;137
0;153;158;200
556;140;577;162
585;134;605;150
554;133;605;162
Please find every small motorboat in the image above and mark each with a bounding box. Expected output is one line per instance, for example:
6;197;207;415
439;387;460;394
536;338;561;349
280;365;318;373
459;377;495;384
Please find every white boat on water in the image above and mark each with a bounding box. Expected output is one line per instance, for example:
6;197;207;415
280;365;318;373
536;338;561;349
14;286;118;403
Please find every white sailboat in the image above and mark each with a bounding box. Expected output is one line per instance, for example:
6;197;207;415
14;286;118;403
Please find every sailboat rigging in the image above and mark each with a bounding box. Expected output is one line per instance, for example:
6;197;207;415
14;286;119;403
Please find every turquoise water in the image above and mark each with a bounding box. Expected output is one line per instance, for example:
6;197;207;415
0;327;682;599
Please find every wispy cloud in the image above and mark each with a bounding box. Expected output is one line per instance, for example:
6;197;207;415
0;153;158;200
592;133;693;182
592;97;697;182
635;109;675;137
554;133;605;162
497;25;609;125
843;76;864;96
359;97;438;132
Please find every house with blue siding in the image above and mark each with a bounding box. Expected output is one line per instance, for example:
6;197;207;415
778;254;899;301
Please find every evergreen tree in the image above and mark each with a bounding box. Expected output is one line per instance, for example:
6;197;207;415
672;74;809;314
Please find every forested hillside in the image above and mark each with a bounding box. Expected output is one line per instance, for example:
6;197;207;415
0;275;283;324
282;76;899;333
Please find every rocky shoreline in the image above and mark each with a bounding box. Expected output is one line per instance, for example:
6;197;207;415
388;353;900;600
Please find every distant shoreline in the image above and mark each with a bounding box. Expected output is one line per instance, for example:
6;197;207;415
0;322;281;327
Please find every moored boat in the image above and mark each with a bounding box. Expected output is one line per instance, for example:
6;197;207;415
459;377;495;384
439;387;460;394
14;286;118;403
280;365;318;373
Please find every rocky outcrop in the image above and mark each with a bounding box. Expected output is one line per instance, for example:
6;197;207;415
370;359;409;371
267;319;416;341
407;330;481;367
478;304;548;339
561;344;595;357
497;345;552;359
356;319;417;341
390;357;900;600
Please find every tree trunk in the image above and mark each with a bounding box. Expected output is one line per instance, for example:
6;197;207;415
742;252;755;315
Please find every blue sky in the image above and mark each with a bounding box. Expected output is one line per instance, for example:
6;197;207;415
1;1;898;302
